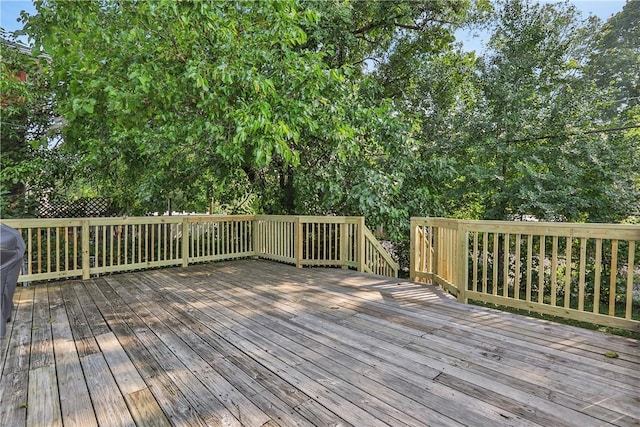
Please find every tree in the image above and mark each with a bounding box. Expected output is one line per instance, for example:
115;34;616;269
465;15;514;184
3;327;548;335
23;0;475;230
0;33;60;217
286;0;481;233
585;1;639;120
25;0;357;213
580;1;640;222
19;0;636;235
447;0;639;221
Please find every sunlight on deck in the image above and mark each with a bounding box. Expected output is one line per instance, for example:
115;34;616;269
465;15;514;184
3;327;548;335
1;259;638;426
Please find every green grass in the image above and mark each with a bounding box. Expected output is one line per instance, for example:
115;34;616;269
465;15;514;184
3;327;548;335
469;299;640;340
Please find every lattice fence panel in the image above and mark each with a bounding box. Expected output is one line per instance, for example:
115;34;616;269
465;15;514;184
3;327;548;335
39;198;118;218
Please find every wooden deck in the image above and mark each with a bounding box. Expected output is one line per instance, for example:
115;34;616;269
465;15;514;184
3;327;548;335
1;260;638;427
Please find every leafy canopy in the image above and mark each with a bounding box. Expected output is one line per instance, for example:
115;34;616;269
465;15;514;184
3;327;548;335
26;0;359;212
7;0;638;231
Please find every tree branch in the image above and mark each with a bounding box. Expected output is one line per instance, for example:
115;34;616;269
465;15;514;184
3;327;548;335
354;15;459;38
352;56;384;66
352;13;405;35
393;18;459;31
393;22;424;31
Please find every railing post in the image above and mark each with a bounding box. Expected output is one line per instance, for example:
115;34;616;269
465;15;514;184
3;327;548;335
340;222;348;269
357;217;365;273
252;217;259;258
81;219;90;280
295;216;303;268
410;218;416;281
456;222;468;303
182;217;189;267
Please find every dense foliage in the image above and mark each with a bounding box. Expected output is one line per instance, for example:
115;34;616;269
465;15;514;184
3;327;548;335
2;0;638;239
445;1;639;222
0;35;65;216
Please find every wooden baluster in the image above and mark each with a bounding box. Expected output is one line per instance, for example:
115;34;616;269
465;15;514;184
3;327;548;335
526;234;533;302
514;234;521;300
472;232;478;293
538;235;546;304
578;238;587;312
625;241;635;319
564;237;573;309
608;239;618;316
503;233;510;298
550;236;558;306
492;233;499;296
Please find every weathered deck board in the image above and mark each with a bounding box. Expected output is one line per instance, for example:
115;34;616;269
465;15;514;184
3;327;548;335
171;269;523;426
104;276;271;427
82;279;207;427
27;365;62;427
94;332;170;427
127;275;344;427
0;285;33;427
48;284;98;427
274;267;640;424
288;288;639;416
1;259;639;427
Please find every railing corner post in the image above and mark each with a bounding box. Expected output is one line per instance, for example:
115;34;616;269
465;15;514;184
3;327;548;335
357;216;365;273
252;216;259;258
456;222;469;304
340;222;348;269
410;218;416;281
295;216;303;268
81;219;90;280
182;217;189;268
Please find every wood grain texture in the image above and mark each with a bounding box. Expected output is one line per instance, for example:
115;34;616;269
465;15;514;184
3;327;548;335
48;284;98;427
27;365;62;427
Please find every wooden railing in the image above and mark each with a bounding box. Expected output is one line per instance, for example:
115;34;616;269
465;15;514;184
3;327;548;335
410;217;640;331
1;215;398;283
363;226;399;277
255;215;398;275
255;215;298;265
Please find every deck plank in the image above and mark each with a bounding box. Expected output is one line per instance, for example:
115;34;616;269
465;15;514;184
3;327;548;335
0;286;32;427
259;264;640;384
1;259;639;427
142;274;393;427
80;352;136;427
48;284;98;427
0;371;28;426
92;277;243;427
2;285;33;375
27;365;62;427
60;283;100;357
104;276;272;427
134;274;346;427
0;284;19;367
83;279;207;427
290;297;638;420
95;332;171;427
169;268;529;426
190;270;544;425
309;274;640;423
29;283;55;370
122;274;328;427
199;262;640;425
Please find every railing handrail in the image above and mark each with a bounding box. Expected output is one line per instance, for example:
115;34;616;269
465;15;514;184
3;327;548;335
255;214;363;224
412;217;640;238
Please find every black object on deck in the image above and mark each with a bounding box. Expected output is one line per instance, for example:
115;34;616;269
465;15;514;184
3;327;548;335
1;224;25;338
